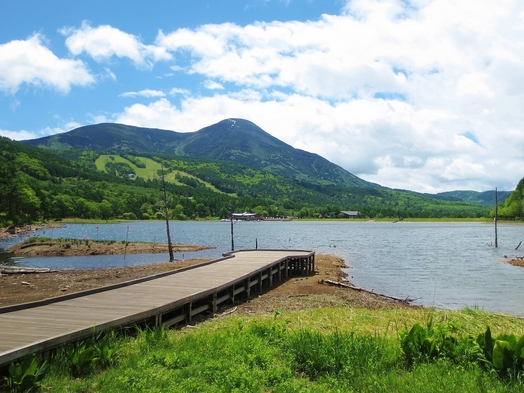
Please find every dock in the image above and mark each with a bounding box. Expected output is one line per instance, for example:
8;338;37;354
0;249;314;367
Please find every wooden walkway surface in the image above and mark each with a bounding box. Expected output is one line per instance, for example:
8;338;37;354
0;249;314;367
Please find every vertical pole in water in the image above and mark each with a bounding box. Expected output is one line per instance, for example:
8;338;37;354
495;187;498;248
124;225;129;260
162;165;174;262
230;212;235;251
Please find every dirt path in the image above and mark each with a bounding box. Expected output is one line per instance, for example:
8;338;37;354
0;254;413;312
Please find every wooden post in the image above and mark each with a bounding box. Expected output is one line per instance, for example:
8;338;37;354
161;165;174;262
495;187;498;248
245;279;251;298
230;208;235;252
212;292;217;313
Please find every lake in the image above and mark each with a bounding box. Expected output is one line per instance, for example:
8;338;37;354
1;220;523;316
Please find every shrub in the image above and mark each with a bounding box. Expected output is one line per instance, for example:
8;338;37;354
2;354;48;392
400;317;473;367
121;212;137;220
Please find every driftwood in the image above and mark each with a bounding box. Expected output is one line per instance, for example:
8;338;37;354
321;279;418;304
516;241;522;251
0;267;54;274
217;306;238;317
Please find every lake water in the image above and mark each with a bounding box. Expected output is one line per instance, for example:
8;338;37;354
1;221;523;316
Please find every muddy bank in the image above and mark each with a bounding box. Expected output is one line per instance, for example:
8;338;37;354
7;239;214;257
0;224;61;239
0;254;414;311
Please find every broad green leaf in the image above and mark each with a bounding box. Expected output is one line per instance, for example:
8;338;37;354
493;340;512;370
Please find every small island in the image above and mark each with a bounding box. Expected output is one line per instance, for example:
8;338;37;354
7;237;215;257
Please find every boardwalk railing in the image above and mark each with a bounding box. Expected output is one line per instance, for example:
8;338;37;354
0;249;314;367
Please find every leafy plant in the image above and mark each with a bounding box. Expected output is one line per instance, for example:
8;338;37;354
474;326;524;380
3;354;48;392
94;333;120;368
69;342;97;377
400;316;464;366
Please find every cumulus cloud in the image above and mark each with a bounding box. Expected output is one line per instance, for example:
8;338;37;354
140;0;524;192
0;34;94;93
62;22;171;68
5;0;524;192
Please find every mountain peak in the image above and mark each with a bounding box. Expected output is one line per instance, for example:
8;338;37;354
22;119;376;188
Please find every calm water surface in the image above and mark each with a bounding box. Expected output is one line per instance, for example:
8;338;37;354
1;221;523;316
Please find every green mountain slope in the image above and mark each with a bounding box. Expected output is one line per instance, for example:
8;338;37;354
496;177;524;218
434;190;511;206
23;119;377;188
0;135;497;225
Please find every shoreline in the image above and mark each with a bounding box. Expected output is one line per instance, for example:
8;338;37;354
7;238;215;257
0;254;414;312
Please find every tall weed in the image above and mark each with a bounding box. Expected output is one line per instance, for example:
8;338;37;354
286;328;396;380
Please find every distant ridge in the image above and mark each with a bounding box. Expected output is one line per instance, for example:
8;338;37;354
23;118;378;188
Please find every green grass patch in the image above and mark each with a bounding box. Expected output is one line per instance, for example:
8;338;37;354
95;155;162;180
94;154;228;194
32;308;524;392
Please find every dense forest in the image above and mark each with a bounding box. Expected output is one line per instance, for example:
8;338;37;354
0;136;505;227
496;177;524;219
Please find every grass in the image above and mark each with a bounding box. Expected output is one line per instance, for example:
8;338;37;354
31;307;524;392
95;155;162;180
94;154;227;193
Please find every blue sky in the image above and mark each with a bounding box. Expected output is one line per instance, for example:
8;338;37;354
1;0;523;193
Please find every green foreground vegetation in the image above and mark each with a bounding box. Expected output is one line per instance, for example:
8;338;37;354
5;307;524;393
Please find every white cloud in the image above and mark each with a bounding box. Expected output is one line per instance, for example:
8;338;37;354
0;128;39;140
168;87;190;95
203;80;224;90
63;22;171;68
0;34;94;93
120;89;165;98
0;124;73;141
6;0;524;193
143;0;524;192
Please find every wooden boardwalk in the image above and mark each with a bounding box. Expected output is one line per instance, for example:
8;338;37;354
0;249;314;367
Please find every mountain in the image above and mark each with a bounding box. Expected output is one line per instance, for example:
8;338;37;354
434;190;511;206
23;119;377;189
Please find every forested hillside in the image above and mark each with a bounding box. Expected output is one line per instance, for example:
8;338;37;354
0;135;494;227
496;177;524;218
435;190;511;206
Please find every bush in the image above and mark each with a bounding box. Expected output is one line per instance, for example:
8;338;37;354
121;212;137;220
400;317;472;367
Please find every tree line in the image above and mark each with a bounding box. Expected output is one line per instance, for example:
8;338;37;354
0;137;496;227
